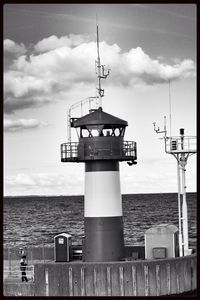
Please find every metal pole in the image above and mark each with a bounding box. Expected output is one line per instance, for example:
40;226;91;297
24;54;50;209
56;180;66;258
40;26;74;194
177;156;183;257
67;109;71;143
43;243;45;263
168;80;172;137
8;247;11;276
96;25;102;108
181;157;189;254
30;245;33;266
81;101;83;116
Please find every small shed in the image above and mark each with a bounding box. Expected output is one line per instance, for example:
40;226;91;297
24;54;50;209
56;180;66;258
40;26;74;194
145;224;179;259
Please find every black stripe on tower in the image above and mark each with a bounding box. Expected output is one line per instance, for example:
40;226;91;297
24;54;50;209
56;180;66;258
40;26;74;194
85;161;119;172
83;216;124;262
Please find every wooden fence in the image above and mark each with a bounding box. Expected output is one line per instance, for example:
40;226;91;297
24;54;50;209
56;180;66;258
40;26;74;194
33;254;196;296
3;247;196;296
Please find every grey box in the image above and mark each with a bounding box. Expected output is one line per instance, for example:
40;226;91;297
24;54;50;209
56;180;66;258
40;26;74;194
153;247;166;259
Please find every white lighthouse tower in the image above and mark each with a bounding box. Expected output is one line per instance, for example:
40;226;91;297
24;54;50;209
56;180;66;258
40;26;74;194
61;25;137;261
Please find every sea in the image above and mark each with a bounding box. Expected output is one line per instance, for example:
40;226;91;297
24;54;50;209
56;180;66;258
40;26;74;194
3;193;197;250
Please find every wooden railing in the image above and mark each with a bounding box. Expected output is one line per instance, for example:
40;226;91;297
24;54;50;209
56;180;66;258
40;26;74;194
4;265;34;282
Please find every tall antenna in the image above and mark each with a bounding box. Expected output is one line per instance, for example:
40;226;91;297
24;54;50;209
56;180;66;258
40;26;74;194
153;118;196;257
168;79;172;137
95;16;110;108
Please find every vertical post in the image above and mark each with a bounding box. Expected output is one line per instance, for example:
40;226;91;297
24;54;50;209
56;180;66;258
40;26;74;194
67;109;71;143
96;24;102;108
27;247;28;265
81;101;83;116
8;247;11;276
42;243;45;263
31;245;33;266
168;80;172;137
181;159;189;253
177;156;183;257
45;268;49;296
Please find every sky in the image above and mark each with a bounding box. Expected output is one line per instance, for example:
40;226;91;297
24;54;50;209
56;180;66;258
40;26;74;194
3;3;197;196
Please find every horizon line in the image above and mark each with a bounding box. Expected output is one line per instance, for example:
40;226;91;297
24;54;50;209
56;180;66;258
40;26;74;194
3;191;197;198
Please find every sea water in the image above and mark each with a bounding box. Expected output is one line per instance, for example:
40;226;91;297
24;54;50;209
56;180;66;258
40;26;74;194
3;193;197;249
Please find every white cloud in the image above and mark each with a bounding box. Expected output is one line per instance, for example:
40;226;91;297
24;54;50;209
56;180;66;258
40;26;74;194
34;34;92;52
4;118;48;132
4;34;196;114
4;172;84;196
4;39;27;55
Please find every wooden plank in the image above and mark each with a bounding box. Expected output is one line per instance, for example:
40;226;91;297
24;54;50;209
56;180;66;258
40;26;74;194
166;263;171;295
144;265;149;296
148;263;157;296
178;260;185;293
156;264;160;296
68;267;73;296
33;264;45;296
122;264;132;296
95;265;107;296
191;258;196;290
131;265;137;296
136;263;145;296
169;260;176;295
119;266;124;296
106;266;112;296
81;267;85;296
184;258;191;291
193;257;197;290
160;261;168;295
176;262;180;294
48;264;65;296
45;268;49;296
111;264;120;296
93;268;97;296
72;265;81;296
59;265;69;296
84;265;95;296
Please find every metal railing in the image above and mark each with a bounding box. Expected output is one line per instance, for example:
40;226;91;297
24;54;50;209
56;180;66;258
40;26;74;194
166;136;196;153
61;142;79;159
123;141;137;157
61;141;137;161
4;265;34;282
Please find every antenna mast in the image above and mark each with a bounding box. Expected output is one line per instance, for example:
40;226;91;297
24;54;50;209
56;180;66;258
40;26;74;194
168;79;172;136
96;19;110;108
153;118;196;257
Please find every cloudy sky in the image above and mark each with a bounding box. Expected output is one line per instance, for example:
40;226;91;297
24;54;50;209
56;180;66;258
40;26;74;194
4;3;196;196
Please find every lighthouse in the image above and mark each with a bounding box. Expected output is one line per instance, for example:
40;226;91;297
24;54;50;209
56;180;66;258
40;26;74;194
61;26;137;262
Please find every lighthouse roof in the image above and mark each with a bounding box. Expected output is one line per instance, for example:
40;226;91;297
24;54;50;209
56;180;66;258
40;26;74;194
72;107;128;128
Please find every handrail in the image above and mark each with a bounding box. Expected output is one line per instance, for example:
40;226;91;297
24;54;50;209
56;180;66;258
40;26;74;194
4;265;34;281
165;136;196;153
61;140;137;161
